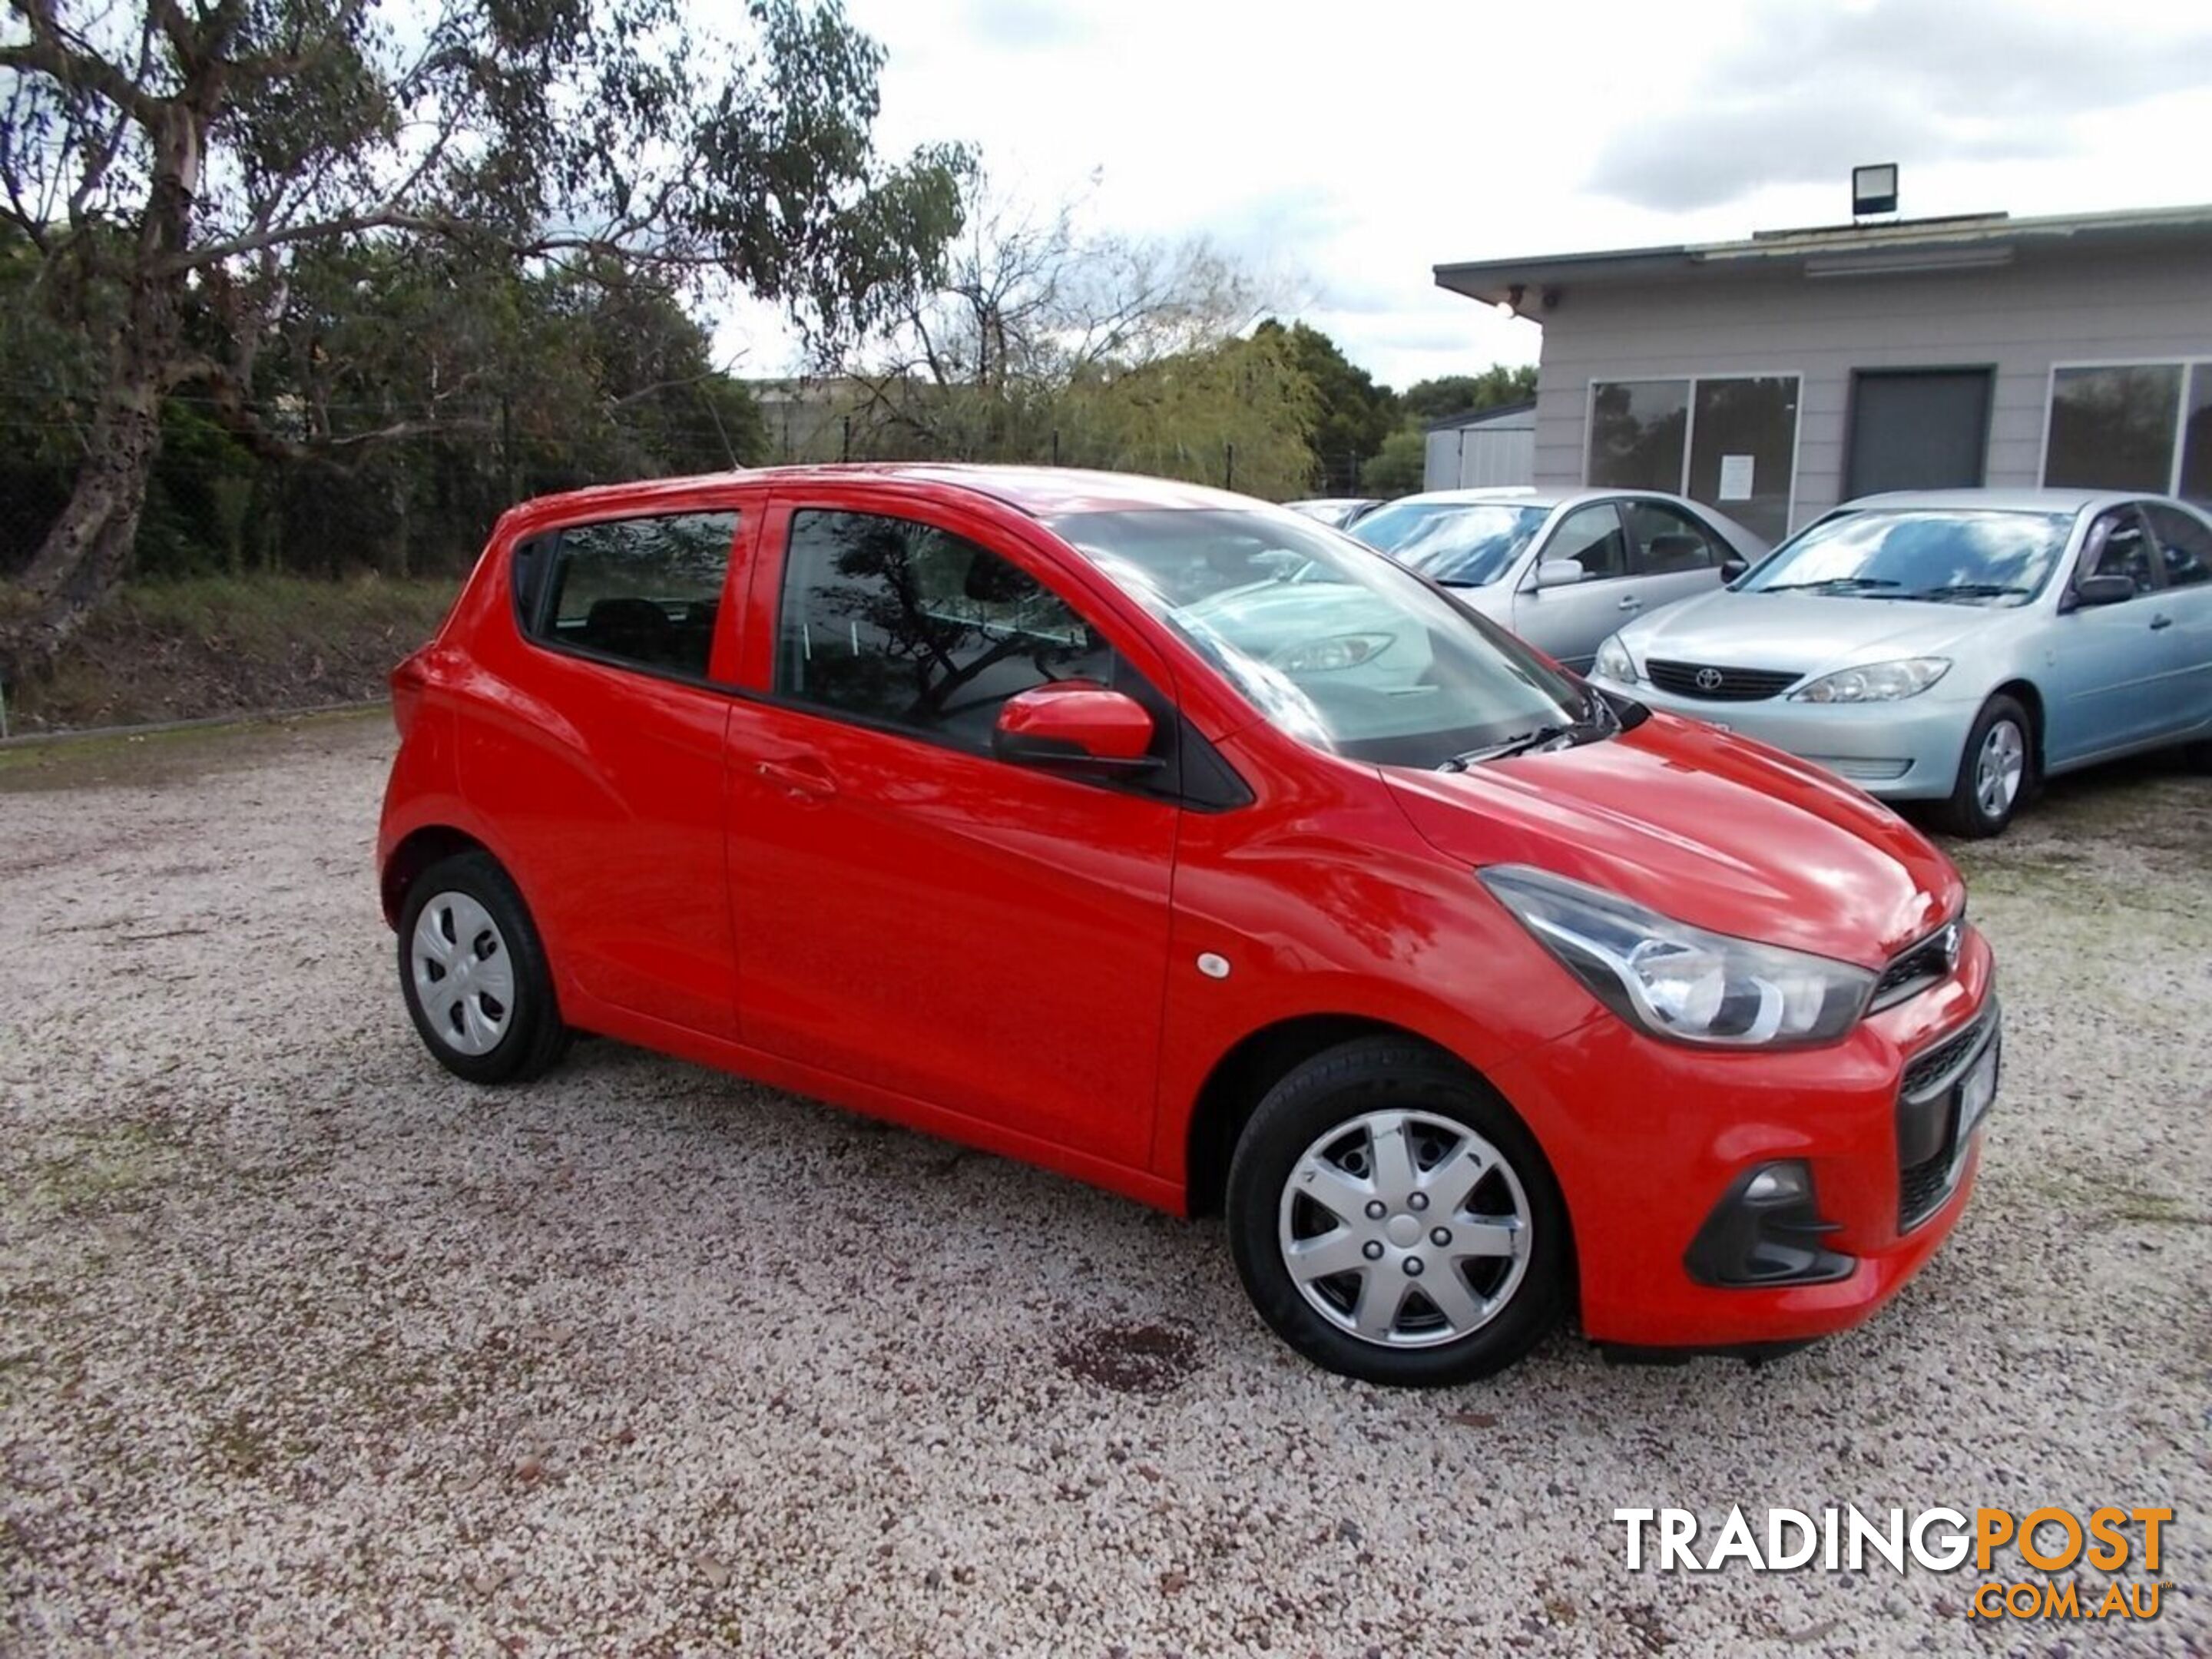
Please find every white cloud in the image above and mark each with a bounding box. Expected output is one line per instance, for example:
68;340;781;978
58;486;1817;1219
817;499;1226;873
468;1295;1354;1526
718;0;2212;392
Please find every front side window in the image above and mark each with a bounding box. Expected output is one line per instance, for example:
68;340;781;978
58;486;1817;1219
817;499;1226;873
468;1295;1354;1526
1739;509;2071;606
1624;501;1719;572
1350;501;1546;586
775;509;1114;750
1055;508;1602;770
2081;510;2159;596
2145;503;2212;588
1546;502;1630;581
524;512;739;677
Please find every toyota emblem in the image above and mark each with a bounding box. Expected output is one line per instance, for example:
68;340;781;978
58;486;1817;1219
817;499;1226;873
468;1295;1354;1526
1694;667;1725;692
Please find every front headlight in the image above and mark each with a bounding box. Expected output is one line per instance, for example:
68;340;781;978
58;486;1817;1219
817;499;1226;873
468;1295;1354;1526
1788;657;1950;703
1479;866;1874;1047
1269;632;1396;673
1591;632;1637;684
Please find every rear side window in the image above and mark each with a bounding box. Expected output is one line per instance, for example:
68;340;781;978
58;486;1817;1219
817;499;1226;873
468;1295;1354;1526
520;512;740;678
775;509;1114;751
2145;503;2212;588
1623;501;1719;573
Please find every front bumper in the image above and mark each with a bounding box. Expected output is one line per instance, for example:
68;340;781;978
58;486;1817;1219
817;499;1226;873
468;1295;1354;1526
1591;674;1977;801
1489;924;1996;1349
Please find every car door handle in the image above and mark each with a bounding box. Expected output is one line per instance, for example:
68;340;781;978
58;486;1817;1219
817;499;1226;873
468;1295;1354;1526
757;756;838;801
2148;613;2174;631
1616;595;1644;610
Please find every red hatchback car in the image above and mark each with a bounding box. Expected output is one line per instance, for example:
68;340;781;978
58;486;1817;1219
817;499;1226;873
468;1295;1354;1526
379;465;1998;1385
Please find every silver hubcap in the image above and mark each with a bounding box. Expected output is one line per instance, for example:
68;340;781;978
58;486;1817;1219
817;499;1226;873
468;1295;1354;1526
1278;1108;1532;1349
412;892;515;1056
1975;719;2025;819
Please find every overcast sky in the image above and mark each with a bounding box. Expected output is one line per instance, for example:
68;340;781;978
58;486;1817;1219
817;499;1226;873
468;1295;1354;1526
727;0;2212;392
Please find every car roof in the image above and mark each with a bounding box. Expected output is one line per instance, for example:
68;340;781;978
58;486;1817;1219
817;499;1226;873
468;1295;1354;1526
513;462;1260;522
1834;487;2134;514
1364;487;1696;512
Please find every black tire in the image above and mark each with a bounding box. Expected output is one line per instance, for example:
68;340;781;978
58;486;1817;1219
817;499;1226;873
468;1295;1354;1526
1936;694;2034;839
396;850;568;1084
1226;1037;1571;1386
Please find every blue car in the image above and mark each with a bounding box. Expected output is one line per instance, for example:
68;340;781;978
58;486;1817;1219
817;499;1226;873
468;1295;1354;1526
1590;489;2212;836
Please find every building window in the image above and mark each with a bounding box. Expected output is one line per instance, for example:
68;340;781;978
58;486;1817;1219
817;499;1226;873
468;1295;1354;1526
2043;361;2212;502
1588;375;1799;542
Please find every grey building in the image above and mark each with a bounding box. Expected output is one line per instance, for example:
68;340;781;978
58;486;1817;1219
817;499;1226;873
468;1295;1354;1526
1422;401;1535;492
1434;204;2212;544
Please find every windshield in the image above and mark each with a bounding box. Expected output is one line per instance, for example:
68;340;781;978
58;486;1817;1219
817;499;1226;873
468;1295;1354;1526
1739;508;2075;604
1349;500;1547;586
1053;508;1604;769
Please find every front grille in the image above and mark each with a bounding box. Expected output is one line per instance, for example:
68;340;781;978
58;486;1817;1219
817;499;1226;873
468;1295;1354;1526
1895;1006;1998;1231
1899;1148;1954;1230
1900;1015;1986;1099
1645;660;1803;701
1871;922;1959;1011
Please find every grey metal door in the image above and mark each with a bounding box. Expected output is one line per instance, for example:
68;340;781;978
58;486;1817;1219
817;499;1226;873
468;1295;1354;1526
1844;370;1993;498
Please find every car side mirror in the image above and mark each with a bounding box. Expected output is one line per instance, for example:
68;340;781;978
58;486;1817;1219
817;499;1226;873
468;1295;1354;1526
1532;558;1586;591
992;682;1161;775
1720;555;1750;583
2071;573;2136;608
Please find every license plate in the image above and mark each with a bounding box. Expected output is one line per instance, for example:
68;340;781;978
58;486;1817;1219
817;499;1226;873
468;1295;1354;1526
1958;1039;1998;1138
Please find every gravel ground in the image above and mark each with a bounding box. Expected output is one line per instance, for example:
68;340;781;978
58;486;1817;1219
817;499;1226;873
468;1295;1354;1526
2;713;2207;1657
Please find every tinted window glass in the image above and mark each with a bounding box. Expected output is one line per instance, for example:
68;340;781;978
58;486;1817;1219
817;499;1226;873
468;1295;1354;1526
1055;508;1599;770
1742;509;2070;605
1350;501;1545;585
1624;501;1718;573
2145;503;2212;588
1548;502;1629;580
1687;376;1799;543
1588;380;1688;493
512;533;554;629
776;510;1114;750
2045;366;2183;492
2183;365;2212;504
531;512;738;677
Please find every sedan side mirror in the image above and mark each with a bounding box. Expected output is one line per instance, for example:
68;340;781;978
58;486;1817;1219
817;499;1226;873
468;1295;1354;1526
1532;558;1586;591
2071;574;2136;608
992;681;1161;775
1719;555;1750;583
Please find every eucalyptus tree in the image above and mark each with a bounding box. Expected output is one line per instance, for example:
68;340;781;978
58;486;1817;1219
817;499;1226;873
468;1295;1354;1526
0;0;967;678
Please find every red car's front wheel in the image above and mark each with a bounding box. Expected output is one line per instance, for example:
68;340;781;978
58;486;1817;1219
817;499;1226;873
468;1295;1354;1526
1227;1037;1571;1386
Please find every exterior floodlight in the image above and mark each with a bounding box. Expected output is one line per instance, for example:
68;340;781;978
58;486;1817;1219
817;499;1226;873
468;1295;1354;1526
1853;164;1899;217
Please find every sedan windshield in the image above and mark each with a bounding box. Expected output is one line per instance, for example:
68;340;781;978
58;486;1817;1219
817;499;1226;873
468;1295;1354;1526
1740;508;2074;604
1347;501;1547;586
1054;508;1605;769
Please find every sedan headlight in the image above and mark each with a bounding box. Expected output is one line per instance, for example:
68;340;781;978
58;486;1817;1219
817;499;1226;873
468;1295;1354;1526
1788;657;1950;703
1269;632;1395;673
1591;632;1637;684
1479;866;1874;1047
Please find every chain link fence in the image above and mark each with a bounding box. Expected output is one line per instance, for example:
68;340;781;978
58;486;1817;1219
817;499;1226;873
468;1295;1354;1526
0;397;1275;740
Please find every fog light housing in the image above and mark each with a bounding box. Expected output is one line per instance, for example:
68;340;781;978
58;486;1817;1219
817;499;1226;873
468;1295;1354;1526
1684;1161;1855;1287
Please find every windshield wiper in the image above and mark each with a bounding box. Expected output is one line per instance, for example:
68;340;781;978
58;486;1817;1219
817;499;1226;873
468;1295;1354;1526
1902;582;2032;603
1760;577;1902;594
1438;723;1581;771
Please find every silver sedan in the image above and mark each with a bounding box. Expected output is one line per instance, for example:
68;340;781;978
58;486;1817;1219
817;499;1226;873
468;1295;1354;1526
1590;488;2212;835
1352;488;1767;671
